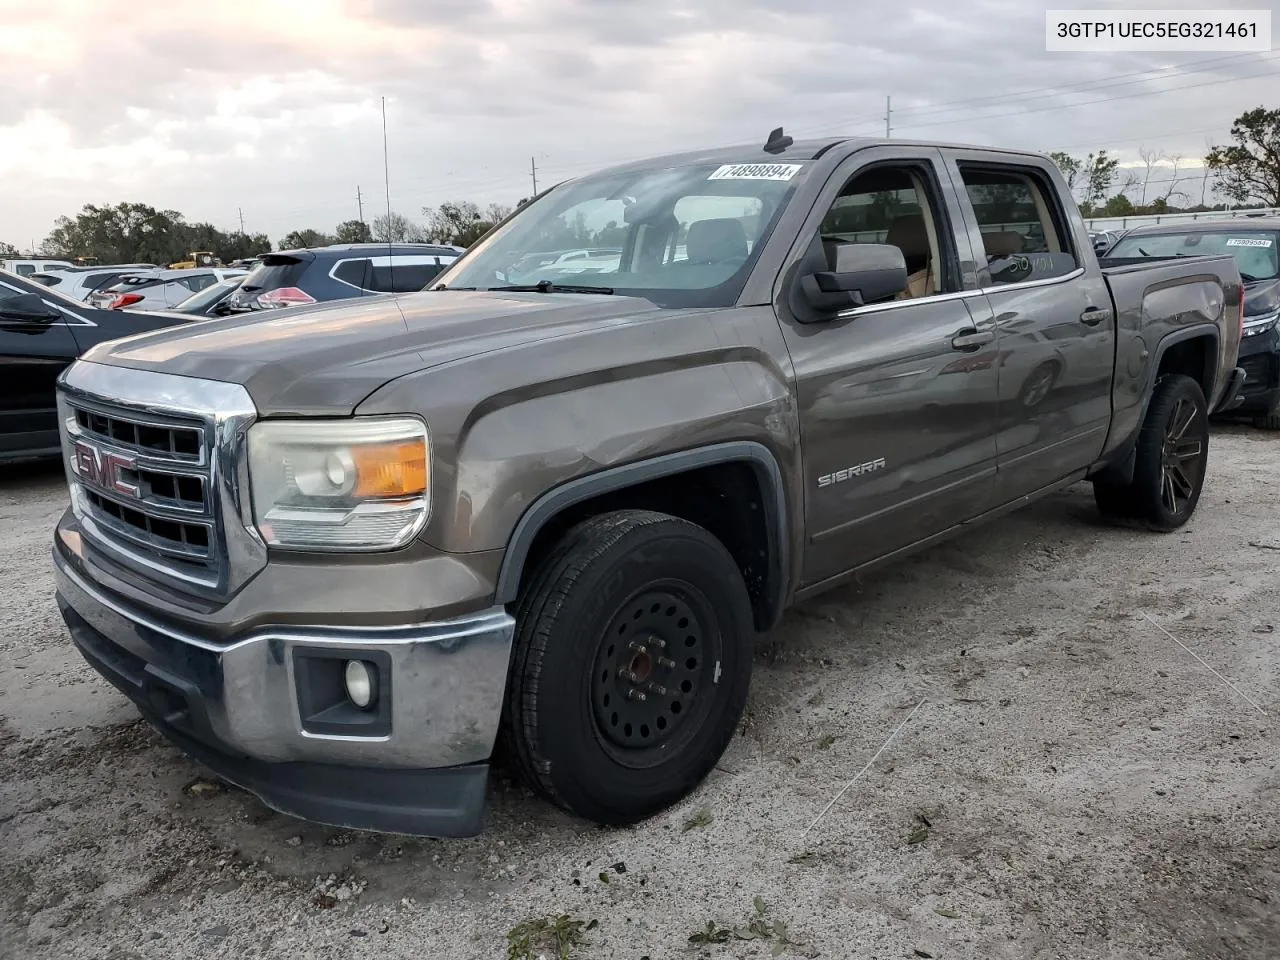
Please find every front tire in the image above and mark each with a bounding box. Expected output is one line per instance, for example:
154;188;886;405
502;510;754;826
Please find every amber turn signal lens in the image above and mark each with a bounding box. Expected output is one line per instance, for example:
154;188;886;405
351;440;428;498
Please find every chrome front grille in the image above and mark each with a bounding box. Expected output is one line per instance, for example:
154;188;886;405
65;396;220;584
57;362;265;599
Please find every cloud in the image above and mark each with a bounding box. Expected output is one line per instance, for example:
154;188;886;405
0;0;1276;247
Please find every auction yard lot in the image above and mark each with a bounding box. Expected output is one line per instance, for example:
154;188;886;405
2;430;1277;960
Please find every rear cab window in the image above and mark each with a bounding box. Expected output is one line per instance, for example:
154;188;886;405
957;164;1079;285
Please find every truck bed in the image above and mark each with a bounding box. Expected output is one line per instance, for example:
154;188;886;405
1098;253;1243;414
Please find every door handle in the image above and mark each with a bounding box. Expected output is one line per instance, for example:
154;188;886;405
950;329;995;351
1080;307;1110;326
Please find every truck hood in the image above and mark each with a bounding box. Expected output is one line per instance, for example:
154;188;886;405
1243;277;1280;318
82;290;660;416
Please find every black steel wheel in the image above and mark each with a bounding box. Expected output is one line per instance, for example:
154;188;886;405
502;510;754;826
590;585;722;765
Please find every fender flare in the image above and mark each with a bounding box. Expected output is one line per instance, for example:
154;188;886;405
1092;323;1221;484
493;441;791;630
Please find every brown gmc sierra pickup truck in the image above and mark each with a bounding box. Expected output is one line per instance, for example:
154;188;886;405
51;130;1244;837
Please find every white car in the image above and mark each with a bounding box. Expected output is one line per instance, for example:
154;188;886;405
28;264;159;301
0;257;77;277
88;268;247;311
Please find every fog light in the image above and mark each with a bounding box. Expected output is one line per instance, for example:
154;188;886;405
343;660;377;710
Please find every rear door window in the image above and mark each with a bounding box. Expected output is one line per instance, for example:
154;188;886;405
956;164;1079;285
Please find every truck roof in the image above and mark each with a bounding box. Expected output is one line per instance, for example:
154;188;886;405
587;135;1055;178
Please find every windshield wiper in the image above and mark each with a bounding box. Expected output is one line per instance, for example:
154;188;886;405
1239;272;1261;283
430;284;475;291
488;279;614;295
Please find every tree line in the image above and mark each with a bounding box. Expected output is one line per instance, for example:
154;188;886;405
6;107;1278;263
5;200;521;268
1051;105;1279;217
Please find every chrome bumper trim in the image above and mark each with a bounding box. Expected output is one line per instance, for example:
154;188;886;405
55;549;514;769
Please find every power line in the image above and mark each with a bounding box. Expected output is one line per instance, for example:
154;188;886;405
834;57;1280;138
787;50;1274;137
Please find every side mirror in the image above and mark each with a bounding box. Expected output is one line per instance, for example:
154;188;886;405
800;243;908;313
0;292;61;324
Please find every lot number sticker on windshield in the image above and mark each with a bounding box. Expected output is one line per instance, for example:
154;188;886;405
1226;238;1273;247
708;163;802;181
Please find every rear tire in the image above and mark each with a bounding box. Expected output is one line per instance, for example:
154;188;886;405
1130;375;1210;530
502;510;754;826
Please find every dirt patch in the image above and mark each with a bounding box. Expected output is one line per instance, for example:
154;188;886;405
1;433;1277;959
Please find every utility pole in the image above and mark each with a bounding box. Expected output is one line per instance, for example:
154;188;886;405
531;157;538;196
237;208;245;234
885;96;892;138
356;185;364;225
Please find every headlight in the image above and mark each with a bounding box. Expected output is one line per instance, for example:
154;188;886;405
247;418;429;550
1242;310;1280;337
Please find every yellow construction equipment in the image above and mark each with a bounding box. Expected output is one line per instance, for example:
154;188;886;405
168;251;219;269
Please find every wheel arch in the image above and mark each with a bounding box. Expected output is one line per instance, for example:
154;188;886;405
1090;324;1219;485
494;441;790;632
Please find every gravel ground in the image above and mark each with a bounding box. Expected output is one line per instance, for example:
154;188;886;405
1;428;1277;960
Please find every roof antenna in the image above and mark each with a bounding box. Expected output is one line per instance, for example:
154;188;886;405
763;126;793;155
381;95;393;298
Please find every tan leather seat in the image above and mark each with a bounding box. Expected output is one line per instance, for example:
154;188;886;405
684;218;748;264
886;214;935;299
886;214;931;274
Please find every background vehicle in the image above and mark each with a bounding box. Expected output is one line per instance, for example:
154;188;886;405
227;243;463;311
168;251;219;269
0;269;197;462
87;268;247;311
1088;229;1125;254
0;257;77;276
1107;219;1280;428
28;264;160;301
51;134;1244;839
168;275;246;317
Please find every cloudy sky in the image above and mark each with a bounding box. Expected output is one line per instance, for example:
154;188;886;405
1;0;1276;249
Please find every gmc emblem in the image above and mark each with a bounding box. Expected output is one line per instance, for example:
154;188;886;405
72;439;140;498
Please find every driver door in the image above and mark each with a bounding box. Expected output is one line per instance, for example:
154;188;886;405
774;147;1002;588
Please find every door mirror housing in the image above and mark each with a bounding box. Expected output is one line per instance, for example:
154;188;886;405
799;243;908;313
0;292;61;324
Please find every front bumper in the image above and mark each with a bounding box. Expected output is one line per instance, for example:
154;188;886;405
54;548;515;837
1229;326;1280;416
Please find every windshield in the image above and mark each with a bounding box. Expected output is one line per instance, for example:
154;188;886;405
1107;230;1280;282
433;159;811;307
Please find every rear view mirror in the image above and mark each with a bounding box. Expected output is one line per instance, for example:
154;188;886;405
0;292;61;324
800;243;908;313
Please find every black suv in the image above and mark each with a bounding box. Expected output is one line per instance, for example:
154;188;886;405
227;243;465;312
